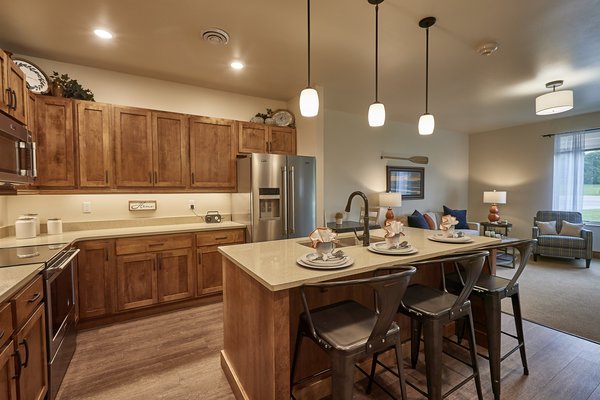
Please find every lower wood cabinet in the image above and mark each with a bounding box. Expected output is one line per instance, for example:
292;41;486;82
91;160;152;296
0;340;17;400
196;229;245;296
77;240;114;319
157;248;194;302
116;253;157;311
15;305;48;400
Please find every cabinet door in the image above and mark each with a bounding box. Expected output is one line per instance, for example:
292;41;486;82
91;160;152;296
0;341;17;400
77;240;114;319
269;126;296;155
7;61;27;125
116;253;157;311
0;50;9;114
197;245;225;295
189;116;236;189
152;111;187;187
15;305;48;400
77;101;112;188
34;96;75;187
26;92;35;133
114;106;153;188
238;122;268;153
157;248;194;303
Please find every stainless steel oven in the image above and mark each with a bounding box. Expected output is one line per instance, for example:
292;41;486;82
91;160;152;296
0;112;36;185
43;247;79;400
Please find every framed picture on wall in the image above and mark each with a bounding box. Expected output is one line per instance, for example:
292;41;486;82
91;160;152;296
386;166;425;199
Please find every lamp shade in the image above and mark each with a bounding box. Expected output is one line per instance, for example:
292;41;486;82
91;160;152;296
535;90;573;115
299;87;319;117
418;113;435;135
379;192;402;207
483;190;507;204
368;102;386;127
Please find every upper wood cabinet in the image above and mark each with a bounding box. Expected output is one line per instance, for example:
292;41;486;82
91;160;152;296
238;122;296;155
152;111;188;187
33;96;76;188
189;116;236;190
76;101;112;188
0;49;28;125
77;239;114;320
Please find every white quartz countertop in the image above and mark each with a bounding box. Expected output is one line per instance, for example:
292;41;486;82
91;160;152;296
219;227;500;292
0;221;246;249
0;263;44;303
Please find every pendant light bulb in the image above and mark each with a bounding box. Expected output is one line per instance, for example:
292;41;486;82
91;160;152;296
418;113;435;135
300;87;319;117
368;102;386;127
299;0;319;118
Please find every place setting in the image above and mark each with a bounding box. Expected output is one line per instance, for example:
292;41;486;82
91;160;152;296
368;220;418;255
427;215;474;243
297;228;355;270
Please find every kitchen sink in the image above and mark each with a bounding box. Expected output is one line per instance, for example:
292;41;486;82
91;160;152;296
297;235;385;248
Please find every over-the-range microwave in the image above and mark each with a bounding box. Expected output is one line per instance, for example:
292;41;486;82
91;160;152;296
0;112;36;185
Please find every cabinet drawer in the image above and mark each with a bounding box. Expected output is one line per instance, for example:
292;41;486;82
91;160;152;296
0;303;13;347
12;275;43;328
116;234;193;255
196;229;245;246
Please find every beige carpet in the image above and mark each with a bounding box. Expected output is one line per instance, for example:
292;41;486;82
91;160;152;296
496;255;600;343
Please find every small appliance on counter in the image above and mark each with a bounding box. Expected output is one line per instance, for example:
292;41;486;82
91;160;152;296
23;213;40;235
205;211;222;223
47;218;63;235
15;216;36;239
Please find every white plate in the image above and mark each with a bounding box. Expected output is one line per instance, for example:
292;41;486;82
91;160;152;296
300;254;348;266
427;235;474;243
368;242;418;255
296;256;354;270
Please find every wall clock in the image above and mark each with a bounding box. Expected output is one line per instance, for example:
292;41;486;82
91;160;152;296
12;58;50;94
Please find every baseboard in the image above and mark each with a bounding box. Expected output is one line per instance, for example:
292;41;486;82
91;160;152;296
221;351;250;400
592;251;600;259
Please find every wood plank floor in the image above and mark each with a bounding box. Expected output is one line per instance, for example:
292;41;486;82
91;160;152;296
56;303;600;400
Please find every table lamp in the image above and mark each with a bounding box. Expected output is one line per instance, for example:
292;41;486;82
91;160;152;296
483;190;507;222
379;192;402;225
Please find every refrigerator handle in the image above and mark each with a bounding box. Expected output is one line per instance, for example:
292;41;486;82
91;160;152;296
282;165;288;237
289;166;295;234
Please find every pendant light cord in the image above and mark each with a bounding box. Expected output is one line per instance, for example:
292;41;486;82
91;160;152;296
307;0;311;87
425;27;429;113
375;4;379;102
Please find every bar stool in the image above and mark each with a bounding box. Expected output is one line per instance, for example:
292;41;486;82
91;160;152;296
447;239;534;400
290;266;416;400
368;251;487;400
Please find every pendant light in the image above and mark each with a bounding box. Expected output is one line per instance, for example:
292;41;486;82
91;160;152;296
368;0;385;127
418;17;436;135
535;80;573;115
299;0;319;117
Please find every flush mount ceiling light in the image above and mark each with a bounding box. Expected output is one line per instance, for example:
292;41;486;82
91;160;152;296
230;61;244;70
201;28;230;45
418;16;436;135
367;0;385;127
299;0;319;117
93;29;113;39
535;80;573;115
477;41;499;56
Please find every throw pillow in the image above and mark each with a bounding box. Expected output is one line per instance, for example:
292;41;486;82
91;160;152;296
407;210;429;229
423;213;436;230
559;220;583;237
442;206;469;229
536;220;557;235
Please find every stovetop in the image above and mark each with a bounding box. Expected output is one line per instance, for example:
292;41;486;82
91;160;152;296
0;244;67;268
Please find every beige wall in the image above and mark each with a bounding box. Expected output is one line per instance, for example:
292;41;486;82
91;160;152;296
0;197;6;227
468;111;600;240
324;109;470;223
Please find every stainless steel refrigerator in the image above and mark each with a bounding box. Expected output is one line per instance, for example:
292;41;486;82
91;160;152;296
232;153;316;242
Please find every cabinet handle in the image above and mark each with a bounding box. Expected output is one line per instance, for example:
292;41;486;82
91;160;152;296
197;253;202;265
267;142;271;153
0;330;4;340
149;172;152;183
27;292;41;303
20;339;30;367
191;172;195;184
154;171;158;184
5;88;12;109
105;170;109;183
215;236;227;240
13;350;22;379
104;248;108;261
149;243;164;247
12;89;17;111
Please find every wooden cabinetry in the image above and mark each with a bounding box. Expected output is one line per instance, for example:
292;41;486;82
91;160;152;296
77;240;114;319
0;339;17;400
14;305;47;400
157;248;194;302
33;96;75;187
116;253;157;311
189;116;237;189
76;101;112;188
196;229;245;295
238;122;296;155
0;49;28;125
153;111;188;187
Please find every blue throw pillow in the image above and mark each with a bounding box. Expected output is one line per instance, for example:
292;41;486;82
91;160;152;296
407;210;429;229
443;206;469;229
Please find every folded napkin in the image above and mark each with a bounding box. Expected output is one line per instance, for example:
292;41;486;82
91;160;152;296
440;215;459;231
309;227;337;249
384;220;405;238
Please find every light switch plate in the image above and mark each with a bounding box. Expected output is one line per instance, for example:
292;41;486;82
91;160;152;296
82;201;92;213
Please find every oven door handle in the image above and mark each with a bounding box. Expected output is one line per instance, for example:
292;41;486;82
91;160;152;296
46;249;80;273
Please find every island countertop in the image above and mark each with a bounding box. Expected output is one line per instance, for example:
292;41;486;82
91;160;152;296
218;227;500;291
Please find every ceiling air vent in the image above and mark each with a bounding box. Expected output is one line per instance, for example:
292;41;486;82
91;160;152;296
202;28;230;45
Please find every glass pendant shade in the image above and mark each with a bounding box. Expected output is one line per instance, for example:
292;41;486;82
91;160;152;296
535;90;573;115
418;113;435;135
368;102;385;127
299;87;319;117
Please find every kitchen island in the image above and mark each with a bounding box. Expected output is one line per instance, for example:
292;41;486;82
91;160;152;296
218;227;500;400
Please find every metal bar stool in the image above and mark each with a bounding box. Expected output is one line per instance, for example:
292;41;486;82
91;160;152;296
290;266;416;400
368;251;488;400
448;239;534;400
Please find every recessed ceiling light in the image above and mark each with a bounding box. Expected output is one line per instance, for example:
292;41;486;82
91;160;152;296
94;29;113;39
230;61;244;70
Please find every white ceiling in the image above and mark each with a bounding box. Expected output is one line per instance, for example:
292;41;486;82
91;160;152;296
1;0;600;133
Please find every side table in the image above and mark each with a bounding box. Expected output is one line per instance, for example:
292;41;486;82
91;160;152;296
480;222;515;268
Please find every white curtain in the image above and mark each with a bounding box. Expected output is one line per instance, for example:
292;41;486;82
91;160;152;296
553;132;585;211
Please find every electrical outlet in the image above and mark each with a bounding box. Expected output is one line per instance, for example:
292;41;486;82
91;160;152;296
188;200;195;210
82;201;92;213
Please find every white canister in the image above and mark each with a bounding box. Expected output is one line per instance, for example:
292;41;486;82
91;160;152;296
47;218;63;235
23;214;40;236
15;217;37;239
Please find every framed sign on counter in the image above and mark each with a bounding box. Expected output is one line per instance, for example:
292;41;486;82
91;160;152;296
386;166;424;199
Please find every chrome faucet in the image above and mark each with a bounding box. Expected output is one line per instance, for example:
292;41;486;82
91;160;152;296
345;191;370;246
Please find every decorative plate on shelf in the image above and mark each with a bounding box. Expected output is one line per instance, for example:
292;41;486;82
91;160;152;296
272;109;295;127
12;58;50;94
